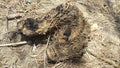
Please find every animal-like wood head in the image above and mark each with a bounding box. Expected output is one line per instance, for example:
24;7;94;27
17;18;39;36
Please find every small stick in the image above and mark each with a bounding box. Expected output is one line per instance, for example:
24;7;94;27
52;62;62;68
44;36;51;68
6;16;9;30
0;41;27;47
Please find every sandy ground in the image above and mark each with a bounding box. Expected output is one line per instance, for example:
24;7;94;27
0;0;120;68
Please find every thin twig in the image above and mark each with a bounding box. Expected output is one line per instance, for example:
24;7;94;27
0;41;27;47
52;62;62;68
44;36;51;68
6;16;9;30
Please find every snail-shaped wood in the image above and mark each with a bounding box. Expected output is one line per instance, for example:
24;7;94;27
16;3;86;62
